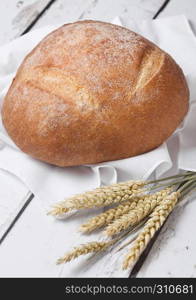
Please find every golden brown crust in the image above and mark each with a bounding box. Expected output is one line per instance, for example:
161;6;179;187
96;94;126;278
2;20;189;167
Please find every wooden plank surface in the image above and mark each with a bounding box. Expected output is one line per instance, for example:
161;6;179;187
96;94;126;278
1;0;196;277
0;0;54;46
160;0;196;33
1;187;196;277
34;0;165;28
34;0;95;28
0;169;29;241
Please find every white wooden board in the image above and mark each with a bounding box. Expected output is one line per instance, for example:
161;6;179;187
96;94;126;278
160;0;196;33
0;0;52;46
1;0;196;277
0;195;129;277
34;0;95;28
0;169;29;240
34;0;165;28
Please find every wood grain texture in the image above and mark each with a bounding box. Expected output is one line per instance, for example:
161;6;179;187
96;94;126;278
0;0;53;46
0;192;130;277
0;169;29;240
0;191;196;277
159;0;196;34
34;0;166;28
33;0;95;28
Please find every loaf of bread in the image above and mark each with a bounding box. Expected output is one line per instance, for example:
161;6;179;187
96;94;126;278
2;20;189;167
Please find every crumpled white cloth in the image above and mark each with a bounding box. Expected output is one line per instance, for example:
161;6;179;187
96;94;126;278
0;15;196;206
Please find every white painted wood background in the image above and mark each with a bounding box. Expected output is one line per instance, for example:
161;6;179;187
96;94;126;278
0;0;196;277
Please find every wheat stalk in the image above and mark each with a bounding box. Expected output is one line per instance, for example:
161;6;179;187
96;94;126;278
122;191;179;269
57;241;113;264
105;188;172;237
49;180;145;216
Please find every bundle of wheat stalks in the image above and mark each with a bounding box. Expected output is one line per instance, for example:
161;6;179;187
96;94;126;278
49;171;196;270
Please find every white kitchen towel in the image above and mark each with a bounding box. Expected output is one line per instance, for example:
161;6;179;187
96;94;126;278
0;15;196;206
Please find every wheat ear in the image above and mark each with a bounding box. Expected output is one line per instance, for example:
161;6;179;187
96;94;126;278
122;191;179;269
48;205;70;216
105;188;172;237
80;195;146;233
50;180;145;216
57;241;112;264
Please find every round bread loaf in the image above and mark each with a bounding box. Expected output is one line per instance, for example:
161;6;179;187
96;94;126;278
2;20;189;167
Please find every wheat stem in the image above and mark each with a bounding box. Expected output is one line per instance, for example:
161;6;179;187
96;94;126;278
147;171;193;185
116;218;147;252
149;174;196;191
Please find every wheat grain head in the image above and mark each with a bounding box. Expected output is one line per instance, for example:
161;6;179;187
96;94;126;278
122;191;179;269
